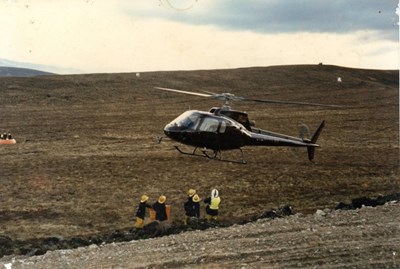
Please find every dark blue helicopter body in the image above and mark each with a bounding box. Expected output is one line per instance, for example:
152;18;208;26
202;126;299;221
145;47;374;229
163;109;324;162
155;87;331;163
164;110;248;150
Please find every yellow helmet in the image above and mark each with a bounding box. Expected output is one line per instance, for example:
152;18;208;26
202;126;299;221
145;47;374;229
192;194;200;202
158;195;166;204
188;189;196;197
140;195;149;203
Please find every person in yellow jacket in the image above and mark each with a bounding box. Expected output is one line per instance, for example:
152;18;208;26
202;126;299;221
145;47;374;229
134;194;152;229
204;189;221;221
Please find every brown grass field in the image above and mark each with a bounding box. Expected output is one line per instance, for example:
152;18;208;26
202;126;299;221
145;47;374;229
0;64;398;241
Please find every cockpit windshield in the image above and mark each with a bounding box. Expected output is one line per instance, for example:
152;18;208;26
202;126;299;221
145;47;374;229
167;110;202;131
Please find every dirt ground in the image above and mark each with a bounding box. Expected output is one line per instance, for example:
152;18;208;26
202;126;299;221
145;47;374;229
0;201;399;269
0;65;399;266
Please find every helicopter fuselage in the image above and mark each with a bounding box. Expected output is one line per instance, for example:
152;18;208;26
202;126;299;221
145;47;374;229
163;110;319;151
154;86;329;162
164;110;247;150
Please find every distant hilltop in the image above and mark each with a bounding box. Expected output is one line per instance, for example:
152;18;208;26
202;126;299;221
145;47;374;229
0;66;55;77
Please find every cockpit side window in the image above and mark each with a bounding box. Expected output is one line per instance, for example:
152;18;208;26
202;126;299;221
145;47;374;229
172;111;201;130
199;117;219;132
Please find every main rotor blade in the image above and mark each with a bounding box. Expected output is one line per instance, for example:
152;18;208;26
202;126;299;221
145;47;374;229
243;97;343;108
154;87;212;98
154;87;343;108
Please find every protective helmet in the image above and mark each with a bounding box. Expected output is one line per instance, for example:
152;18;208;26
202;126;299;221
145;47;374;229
192;194;200;202
158;195;167;204
188;189;196;197
211;189;219;199
140;195;149;203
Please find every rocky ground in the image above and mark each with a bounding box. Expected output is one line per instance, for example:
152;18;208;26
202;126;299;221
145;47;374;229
0;65;398;268
1;201;399;269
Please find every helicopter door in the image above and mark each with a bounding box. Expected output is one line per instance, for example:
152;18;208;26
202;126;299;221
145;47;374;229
198;117;222;149
219;121;226;133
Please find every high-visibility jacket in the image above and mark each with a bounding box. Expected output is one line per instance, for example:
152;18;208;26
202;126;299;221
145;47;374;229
210;197;220;210
204;196;221;216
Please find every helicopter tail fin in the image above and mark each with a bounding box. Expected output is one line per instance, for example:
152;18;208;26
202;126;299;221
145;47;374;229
307;120;325;161
310;120;325;144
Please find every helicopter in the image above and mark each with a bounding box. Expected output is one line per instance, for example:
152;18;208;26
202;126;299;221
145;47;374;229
155;87;341;164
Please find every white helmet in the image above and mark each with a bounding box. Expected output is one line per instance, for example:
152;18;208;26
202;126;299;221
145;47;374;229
211;189;219;199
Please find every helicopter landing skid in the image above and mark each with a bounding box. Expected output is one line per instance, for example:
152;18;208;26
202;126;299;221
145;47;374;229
174;146;247;164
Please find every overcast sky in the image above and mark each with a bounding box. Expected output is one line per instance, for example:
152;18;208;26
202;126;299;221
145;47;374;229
1;0;399;74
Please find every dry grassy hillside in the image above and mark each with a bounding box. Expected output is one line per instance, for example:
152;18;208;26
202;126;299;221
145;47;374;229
0;65;398;241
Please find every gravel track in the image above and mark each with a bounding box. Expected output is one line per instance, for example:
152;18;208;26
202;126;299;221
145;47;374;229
1;202;399;269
